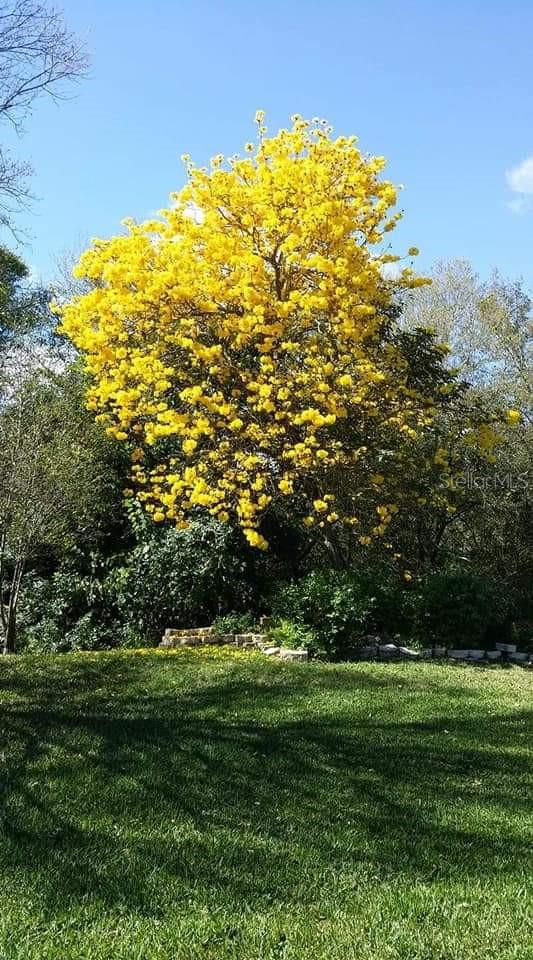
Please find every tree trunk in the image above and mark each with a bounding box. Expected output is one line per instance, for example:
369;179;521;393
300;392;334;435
1;558;24;654
2;605;16;654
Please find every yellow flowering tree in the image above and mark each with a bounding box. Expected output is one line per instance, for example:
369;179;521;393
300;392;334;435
58;114;458;550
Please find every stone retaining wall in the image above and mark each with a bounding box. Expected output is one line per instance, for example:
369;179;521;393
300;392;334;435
159;627;308;661
159;628;531;666
359;642;532;664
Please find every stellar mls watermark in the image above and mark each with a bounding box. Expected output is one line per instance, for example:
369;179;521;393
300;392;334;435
444;470;529;493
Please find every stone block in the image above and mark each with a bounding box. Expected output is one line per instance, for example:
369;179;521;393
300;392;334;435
263;646;280;656
397;645;420;659
209;633;234;645
279;648;308;661
486;650;502;660
496;642;517;653
448;649;469;660
378;643;401;658
468;649;485;661
234;633;267;645
510;652;528;663
360;645;378;658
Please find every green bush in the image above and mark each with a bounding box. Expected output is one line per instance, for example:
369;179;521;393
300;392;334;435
23;619;68;654
511;621;533;652
268;567;514;657
212;612;258;636
17;516;264;653
269;569;406;660
408;570;510;649
267;618;315;651
18;563;117;653
108;519;260;643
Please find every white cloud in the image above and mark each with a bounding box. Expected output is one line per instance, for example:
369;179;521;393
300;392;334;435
506;155;533;195
506;196;528;215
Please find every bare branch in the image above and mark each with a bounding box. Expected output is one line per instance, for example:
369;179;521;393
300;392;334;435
0;0;88;228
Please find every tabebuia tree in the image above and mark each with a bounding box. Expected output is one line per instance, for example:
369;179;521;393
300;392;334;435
59;114;472;552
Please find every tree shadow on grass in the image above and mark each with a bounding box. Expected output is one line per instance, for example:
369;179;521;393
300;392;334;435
0;654;531;917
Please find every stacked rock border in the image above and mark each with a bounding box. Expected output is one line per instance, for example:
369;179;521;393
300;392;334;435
159;626;308;661
160;629;532;667
358;641;532;665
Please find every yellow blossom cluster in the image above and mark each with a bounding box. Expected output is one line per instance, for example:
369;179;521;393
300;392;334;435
133;645;258;660
58;114;442;548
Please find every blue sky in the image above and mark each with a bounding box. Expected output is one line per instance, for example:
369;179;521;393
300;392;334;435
3;0;533;284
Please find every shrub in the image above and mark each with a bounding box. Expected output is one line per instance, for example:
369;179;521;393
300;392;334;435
408;570;510;649
269;569;406;660
17;516;264;653
18;563;117;652
23;619;68;654
108;519;260;643
511;621;533;652
266;566;516;658
267;618;315;652
212;612;258;636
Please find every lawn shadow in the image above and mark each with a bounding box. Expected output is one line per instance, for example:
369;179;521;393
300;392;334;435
0;654;531;916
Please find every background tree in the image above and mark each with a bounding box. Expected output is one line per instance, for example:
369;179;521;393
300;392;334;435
398;259;532;628
0;363;120;652
402;259;532;413
0;0;87;230
0;243;51;373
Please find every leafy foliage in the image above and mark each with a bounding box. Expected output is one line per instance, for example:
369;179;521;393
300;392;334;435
407;569;511;650
267;617;315;651
18;516;264;650
269;568;407;659
212;611;258;636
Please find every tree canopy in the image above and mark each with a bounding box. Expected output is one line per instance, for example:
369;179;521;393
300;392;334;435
59;114;468;550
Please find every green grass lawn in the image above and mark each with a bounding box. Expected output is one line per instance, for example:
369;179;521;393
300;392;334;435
0;649;531;959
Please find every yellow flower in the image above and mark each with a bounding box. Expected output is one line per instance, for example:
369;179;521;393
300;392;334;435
182;438;197;455
56;112;454;551
506;409;521;425
278;477;293;495
244;528;268;550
